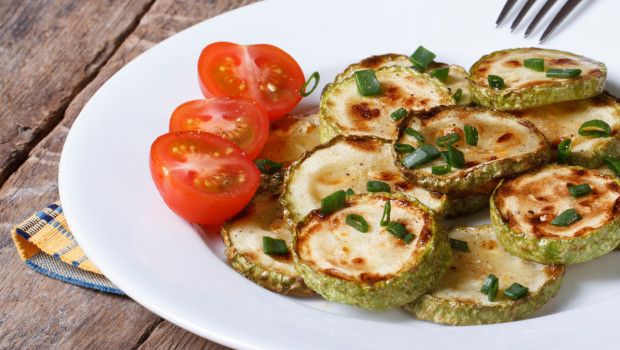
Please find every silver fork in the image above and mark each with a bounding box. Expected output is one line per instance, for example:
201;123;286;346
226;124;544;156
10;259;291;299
496;0;582;43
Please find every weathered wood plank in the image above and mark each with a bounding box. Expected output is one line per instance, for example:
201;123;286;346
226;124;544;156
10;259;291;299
0;0;154;186
0;0;252;348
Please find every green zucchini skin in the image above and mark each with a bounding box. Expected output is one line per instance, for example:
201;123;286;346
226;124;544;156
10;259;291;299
490;166;620;265
293;193;451;310
469;48;607;110
443;193;490;218
394;106;551;194
569;136;620;169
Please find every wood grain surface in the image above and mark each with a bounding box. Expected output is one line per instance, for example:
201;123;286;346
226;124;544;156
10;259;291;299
0;0;255;348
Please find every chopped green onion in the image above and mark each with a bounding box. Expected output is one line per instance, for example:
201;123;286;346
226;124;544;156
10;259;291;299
354;69;382;96
449;238;469;252
394;143;415;153
487;75;505;90
320;190;346;215
480;274;498;294
568;184;592;198
523;58;544;72
386;222;408;239
255;159;283;174
432;164;451;175
402;233;416;244
546;68;581;79
300;71;320;97
578;119;612;138
390;108;408;121
464;124;478;146
605;157;620;176
405;127;425;142
367;180;391;193
346;214;369;233
453;88;463;103
262;236;288;255
380;200;391;227
504;283;529;300
345;188;355;196
430;67;449;82
557;139;571;164
436;132;460;147
402;144;440;169
410;46;436;70
487;279;499;302
445;145;465;168
551;208;581;226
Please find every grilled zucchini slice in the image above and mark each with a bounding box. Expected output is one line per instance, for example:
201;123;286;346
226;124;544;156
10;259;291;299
470;48;607;110
281;135;486;224
257;112;321;194
333;54;471;106
294;193;451;310
319;65;454;141
404;225;564;325
513;94;620;168
221;192;314;296
395;106;550;194
491;164;620;264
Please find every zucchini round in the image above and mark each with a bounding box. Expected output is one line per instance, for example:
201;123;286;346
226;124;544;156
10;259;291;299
294;193;451;310
221;192;314;296
395;106;550;194
281;135;484;224
334;53;413;83
427;61;472;106
319;65;454;141
491;164;620;264
513;93;620;168
404;225;564;325
470;48;607;110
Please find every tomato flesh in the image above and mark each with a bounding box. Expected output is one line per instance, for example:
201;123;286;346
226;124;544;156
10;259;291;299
150;132;260;224
169;97;269;159
198;42;305;121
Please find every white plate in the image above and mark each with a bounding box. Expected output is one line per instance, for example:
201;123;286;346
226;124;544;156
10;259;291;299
59;0;620;349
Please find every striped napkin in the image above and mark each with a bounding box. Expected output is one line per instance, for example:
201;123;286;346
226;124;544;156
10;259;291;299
11;203;123;295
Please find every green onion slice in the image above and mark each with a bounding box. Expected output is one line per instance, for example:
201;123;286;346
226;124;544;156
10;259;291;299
487;75;505;90
386;222;408;239
402;144;440;169
436;132;460;147
605;157;620;176
480;274;498;294
449;238;469;252
390;108;408;121
402;233;416;244
394;143;415;153
346;214;369;233
464;124;478;146
367;180;391;193
410;46;436;70
345;188;355;196
255;159;283;174
557;139;571;164
504;283;529;300
546;68;581;79
405;127;425;142
432;164;451;175
487;279;499;302
320;190;346;215
380;200;391;227
354;69;382;96
453;88;463;103
551;208;581;226
445;145;465;168
262;236;289;255
300;71;320;97
523;58;544;72
430;67;449;82
578;119;612;138
568;184;592;197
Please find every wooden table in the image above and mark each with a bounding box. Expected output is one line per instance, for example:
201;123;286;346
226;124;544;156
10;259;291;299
0;1;256;348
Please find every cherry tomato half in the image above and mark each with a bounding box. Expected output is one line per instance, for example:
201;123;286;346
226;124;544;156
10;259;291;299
198;41;305;121
150;131;260;224
169;97;269;159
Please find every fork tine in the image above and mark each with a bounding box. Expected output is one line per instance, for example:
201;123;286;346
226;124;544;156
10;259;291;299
511;0;537;32
496;0;518;27
524;0;558;37
539;0;582;43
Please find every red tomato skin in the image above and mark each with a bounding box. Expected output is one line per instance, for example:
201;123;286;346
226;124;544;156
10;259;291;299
149;132;260;225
